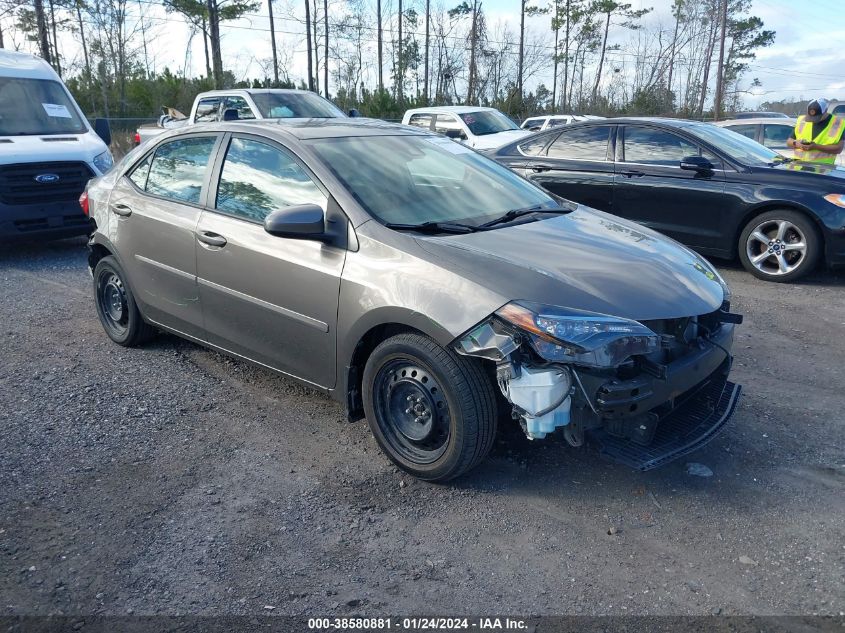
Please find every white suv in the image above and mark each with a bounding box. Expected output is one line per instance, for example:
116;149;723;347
402;106;531;151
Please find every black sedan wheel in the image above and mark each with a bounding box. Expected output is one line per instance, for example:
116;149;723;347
362;333;497;482
93;256;155;346
738;210;820;282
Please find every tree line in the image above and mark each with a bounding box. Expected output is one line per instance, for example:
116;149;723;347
1;0;776;120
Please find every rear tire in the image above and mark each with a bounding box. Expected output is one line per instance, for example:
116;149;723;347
738;210;820;282
362;333;497;482
93;256;155;346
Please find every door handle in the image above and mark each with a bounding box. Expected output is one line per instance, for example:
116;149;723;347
111;203;132;217
620;170;645;178
531;164;553;173
196;231;227;247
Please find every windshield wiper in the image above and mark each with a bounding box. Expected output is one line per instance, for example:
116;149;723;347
771;155;796;164
478;204;573;229
384;221;478;234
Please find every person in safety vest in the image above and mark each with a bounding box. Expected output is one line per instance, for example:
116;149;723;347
787;98;845;165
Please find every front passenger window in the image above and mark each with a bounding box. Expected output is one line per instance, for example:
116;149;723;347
623;127;700;166
145;136;217;204
216;137;327;223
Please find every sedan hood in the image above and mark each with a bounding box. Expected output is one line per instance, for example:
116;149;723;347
767;160;845;180
417;208;726;322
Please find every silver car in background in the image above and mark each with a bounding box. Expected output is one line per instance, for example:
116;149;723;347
85;119;741;481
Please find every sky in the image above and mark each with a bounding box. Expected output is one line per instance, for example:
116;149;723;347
2;0;843;108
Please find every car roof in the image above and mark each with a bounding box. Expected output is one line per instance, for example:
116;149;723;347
716;118;797;126
176;118;428;140
194;88;315;99
405;105;499;115
0;50;59;80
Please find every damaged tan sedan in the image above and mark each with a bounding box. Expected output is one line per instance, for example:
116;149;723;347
84;119;742;481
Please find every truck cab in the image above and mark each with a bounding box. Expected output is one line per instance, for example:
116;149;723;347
0;50;112;241
136;89;349;145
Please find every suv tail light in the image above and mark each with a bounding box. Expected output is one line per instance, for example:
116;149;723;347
79;191;89;216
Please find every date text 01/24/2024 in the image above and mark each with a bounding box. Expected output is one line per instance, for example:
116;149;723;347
307;617;529;631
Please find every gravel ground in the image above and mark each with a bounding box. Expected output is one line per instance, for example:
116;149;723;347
1;237;843;617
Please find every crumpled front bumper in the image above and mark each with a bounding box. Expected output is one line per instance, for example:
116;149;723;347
589;367;741;471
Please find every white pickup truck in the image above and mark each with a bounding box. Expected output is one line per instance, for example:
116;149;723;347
135;88;350;145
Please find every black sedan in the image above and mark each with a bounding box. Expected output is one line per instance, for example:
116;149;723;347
492;117;845;282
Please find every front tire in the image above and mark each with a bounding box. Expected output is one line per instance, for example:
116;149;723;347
93;256;155;346
362;333;497;482
738;210;821;282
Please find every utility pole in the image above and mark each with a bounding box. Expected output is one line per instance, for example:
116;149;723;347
398;0;403;104
34;0;52;64
268;0;279;84
713;0;728;120
424;0;430;104
466;0;479;104
377;0;383;91
517;0;525;99
562;0;569;110
304;0;314;90
323;0;328;95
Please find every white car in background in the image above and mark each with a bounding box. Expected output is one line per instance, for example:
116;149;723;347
401;106;531;151
715;117;845;167
520;114;604;131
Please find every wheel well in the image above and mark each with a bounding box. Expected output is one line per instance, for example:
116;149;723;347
734;204;824;256
345;323;426;422
88;243;112;272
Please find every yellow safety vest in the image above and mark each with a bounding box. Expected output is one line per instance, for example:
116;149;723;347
793;115;845;164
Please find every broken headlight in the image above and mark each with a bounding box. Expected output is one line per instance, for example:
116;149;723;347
496;301;659;368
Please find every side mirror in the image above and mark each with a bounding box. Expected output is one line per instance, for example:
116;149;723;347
680;155;714;172
348;108;361;117
264;203;326;240
93;118;111;146
444;129;466;140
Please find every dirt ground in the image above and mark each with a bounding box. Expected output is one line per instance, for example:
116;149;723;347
1;237;843;617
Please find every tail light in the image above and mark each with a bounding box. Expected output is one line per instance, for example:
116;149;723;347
79;191;89;216
134;132;141;146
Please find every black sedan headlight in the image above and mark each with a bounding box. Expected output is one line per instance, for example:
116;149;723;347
496;301;660;368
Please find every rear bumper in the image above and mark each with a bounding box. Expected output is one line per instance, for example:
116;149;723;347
0;200;93;241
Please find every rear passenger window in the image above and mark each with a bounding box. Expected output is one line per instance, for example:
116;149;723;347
547;126;610;161
194;97;221;122
763;124;791;149
408;113;433;129
128;154;152;189
145;136;217;204
216;137;326;222
725;124;758;140
518;134;551;156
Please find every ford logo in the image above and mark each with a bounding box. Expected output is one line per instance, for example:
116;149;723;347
34;173;60;184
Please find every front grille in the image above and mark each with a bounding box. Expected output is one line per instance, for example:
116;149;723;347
0;161;94;206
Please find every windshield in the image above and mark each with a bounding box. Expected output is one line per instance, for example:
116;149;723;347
692;123;781;166
250;92;345;119
458;110;518;136
0;77;87;136
308;135;558;226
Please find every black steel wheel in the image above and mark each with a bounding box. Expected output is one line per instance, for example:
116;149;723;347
93;256;155;346
362;333;497;482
